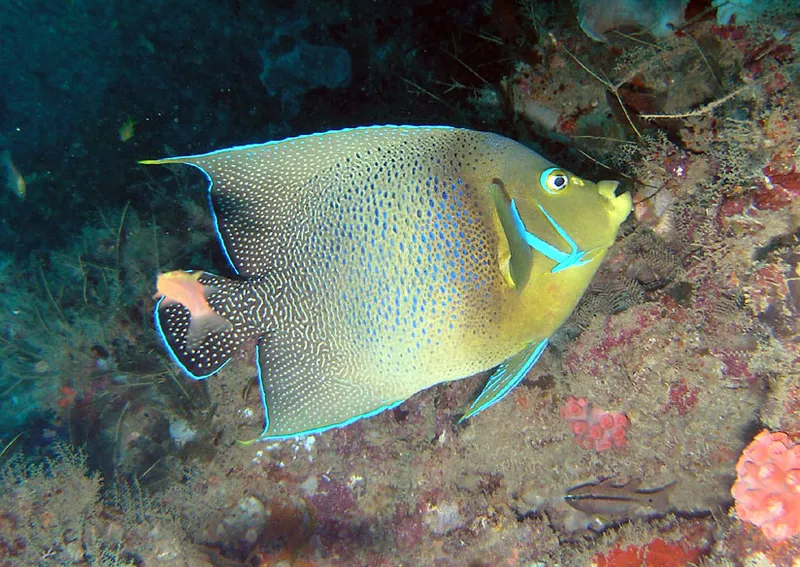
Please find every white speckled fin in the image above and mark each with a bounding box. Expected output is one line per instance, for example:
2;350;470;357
254;328;405;439
155;272;252;380
183;308;233;351
142;126;463;278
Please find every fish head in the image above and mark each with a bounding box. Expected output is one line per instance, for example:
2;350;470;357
487;140;631;282
477;137;632;337
531;168;632;250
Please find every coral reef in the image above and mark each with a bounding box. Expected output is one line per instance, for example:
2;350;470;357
713;0;792;25
0;444;211;567
1;1;800;566
576;0;687;42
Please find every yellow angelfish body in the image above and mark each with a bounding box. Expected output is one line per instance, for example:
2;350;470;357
145;126;631;439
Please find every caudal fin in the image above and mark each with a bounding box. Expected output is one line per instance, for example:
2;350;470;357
154;271;252;379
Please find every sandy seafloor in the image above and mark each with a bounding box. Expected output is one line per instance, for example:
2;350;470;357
0;1;799;566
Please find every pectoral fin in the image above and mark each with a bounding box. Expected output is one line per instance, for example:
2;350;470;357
459;338;548;422
488;181;533;290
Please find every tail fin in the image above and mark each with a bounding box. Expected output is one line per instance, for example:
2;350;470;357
154;271;252;379
645;480;677;512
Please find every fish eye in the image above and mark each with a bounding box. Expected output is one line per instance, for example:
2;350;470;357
540;168;569;194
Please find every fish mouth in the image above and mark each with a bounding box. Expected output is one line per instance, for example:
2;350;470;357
597;180;633;224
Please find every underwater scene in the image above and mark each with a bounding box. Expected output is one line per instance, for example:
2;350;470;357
1;0;799;565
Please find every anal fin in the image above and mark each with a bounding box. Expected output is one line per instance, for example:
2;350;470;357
459;338;548;422
253;334;406;440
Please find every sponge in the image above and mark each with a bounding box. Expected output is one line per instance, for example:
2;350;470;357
731;429;800;542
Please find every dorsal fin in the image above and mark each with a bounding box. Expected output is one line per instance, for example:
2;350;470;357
141;126;462;276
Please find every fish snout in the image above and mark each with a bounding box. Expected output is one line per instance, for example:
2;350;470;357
597;180;632;224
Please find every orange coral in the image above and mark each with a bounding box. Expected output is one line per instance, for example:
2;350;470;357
731;429;800;542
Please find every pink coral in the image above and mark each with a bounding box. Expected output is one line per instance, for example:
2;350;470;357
731;429;800;542
559;396;629;452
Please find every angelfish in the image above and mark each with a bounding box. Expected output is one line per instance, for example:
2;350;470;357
143;126;632;439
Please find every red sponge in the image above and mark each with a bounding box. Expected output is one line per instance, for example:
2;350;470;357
560;396;629;452
731;429;800;542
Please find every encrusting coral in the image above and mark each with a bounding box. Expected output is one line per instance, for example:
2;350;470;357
731;429;800;542
559;396;630;451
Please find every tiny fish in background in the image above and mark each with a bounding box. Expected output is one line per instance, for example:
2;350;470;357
143;126;632;439
565;477;677;521
1;150;26;200
119;117;137;142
